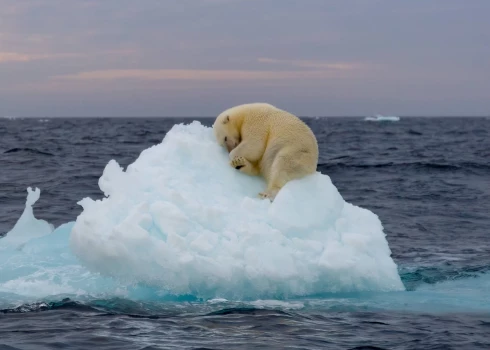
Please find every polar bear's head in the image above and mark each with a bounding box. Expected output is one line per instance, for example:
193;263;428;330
213;108;242;153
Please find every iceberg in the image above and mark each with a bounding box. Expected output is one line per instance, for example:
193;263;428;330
1;121;404;302
69;121;404;299
364;114;400;122
0;187;54;251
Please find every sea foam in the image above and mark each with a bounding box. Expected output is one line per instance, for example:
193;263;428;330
1;121;404;302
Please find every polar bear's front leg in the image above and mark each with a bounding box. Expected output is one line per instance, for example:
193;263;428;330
230;156;260;176
229;141;263;163
229;141;262;176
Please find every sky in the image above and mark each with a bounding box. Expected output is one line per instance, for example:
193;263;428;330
0;0;489;117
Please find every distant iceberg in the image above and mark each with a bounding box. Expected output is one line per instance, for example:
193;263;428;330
364;114;400;122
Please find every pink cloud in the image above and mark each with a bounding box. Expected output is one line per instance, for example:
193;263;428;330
0;51;82;63
52;68;355;81
257;58;365;70
0;49;136;64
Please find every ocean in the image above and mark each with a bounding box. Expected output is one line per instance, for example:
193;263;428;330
0;116;489;349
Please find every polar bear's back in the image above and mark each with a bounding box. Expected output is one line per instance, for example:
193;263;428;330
218;102;319;199
245;103;317;154
237;103;319;177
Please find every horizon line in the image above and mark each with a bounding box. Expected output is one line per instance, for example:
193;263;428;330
2;115;490;119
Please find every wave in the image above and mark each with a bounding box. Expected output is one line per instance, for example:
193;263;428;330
206;307;289;316
400;265;490;291
1;298;93;314
407;129;423;136
319;161;490;172
3;148;54;156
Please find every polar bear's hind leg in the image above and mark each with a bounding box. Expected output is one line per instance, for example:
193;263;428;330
259;149;316;201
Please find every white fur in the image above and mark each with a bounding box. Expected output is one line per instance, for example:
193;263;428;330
213;103;319;200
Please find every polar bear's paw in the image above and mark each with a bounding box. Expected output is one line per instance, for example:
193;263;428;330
230;156;246;170
258;188;278;202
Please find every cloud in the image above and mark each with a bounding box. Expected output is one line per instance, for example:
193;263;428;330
257;58;364;70
52;68;350;81
0;49;136;64
1;0;489;116
0;51;82;63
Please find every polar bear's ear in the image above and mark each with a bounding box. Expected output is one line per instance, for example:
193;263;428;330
223;115;230;124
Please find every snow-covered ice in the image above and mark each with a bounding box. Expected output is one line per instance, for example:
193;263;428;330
1;121;404;302
69;121;404;298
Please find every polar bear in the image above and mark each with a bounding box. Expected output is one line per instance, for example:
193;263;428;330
213;103;319;201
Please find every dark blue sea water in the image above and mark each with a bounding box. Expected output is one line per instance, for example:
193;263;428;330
0;116;489;349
